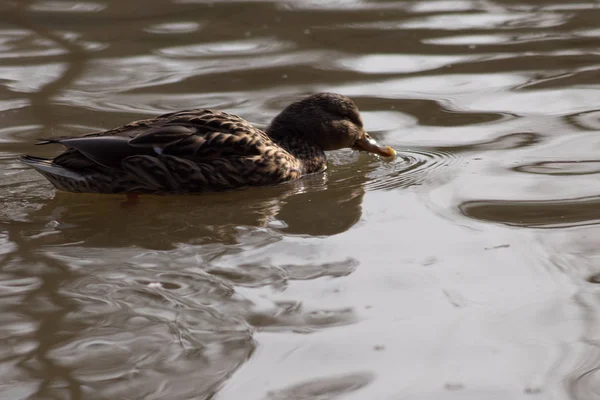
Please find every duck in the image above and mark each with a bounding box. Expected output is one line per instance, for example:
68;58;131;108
20;92;396;194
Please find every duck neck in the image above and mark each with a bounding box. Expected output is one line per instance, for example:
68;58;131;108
266;128;327;174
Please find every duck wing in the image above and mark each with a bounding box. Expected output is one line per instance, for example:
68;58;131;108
129;110;269;159
22;109;294;193
44;109;269;168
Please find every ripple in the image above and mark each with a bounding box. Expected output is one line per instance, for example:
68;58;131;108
246;304;358;333
408;0;478;13
460;87;600;116
360;110;416;132
0;28;104;59
0;276;41;296
266;371;374;399
70;93;250;116
0;63;67;93
567;109;600;130
130;271;235;300
68;50;317;97
53;266;254;399
282;0;476;12
157;38;292;58
0;125;42;144
460;196;600;228
29;1;106;12
570;367;600;400
398;12;570;30
335;54;469;74
337;73;527;100
71;55;188;92
365;148;461;190
424;33;535;46
206;258;359;290
514;160;600;176
282;258;358;281
208;263;288;289
50;311;253;399
586;273;600;284
0;47;66;59
144;22;202;35
280;0;397;11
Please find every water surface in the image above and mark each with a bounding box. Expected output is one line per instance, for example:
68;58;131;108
2;0;600;399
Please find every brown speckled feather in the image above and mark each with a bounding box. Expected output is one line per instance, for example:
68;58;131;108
21;109;316;194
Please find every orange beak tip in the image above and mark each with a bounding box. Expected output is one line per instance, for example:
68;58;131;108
354;136;396;160
379;146;397;162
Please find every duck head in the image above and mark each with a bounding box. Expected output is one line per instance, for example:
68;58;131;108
267;92;395;158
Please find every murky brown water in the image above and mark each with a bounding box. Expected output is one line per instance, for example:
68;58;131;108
2;0;600;398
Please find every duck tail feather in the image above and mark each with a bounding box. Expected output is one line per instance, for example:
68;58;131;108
20;155;85;180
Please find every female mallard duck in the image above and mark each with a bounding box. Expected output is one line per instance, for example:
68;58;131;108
20;92;395;194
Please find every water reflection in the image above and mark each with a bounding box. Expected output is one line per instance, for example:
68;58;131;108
22;165;369;249
4;0;600;398
53;265;253;400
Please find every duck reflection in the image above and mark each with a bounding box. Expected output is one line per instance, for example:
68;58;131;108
24;158;373;250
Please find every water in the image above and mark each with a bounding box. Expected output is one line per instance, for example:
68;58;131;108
2;0;600;399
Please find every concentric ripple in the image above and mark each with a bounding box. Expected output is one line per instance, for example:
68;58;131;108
365;148;462;191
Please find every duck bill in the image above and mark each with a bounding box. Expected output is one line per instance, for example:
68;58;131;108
353;134;395;157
